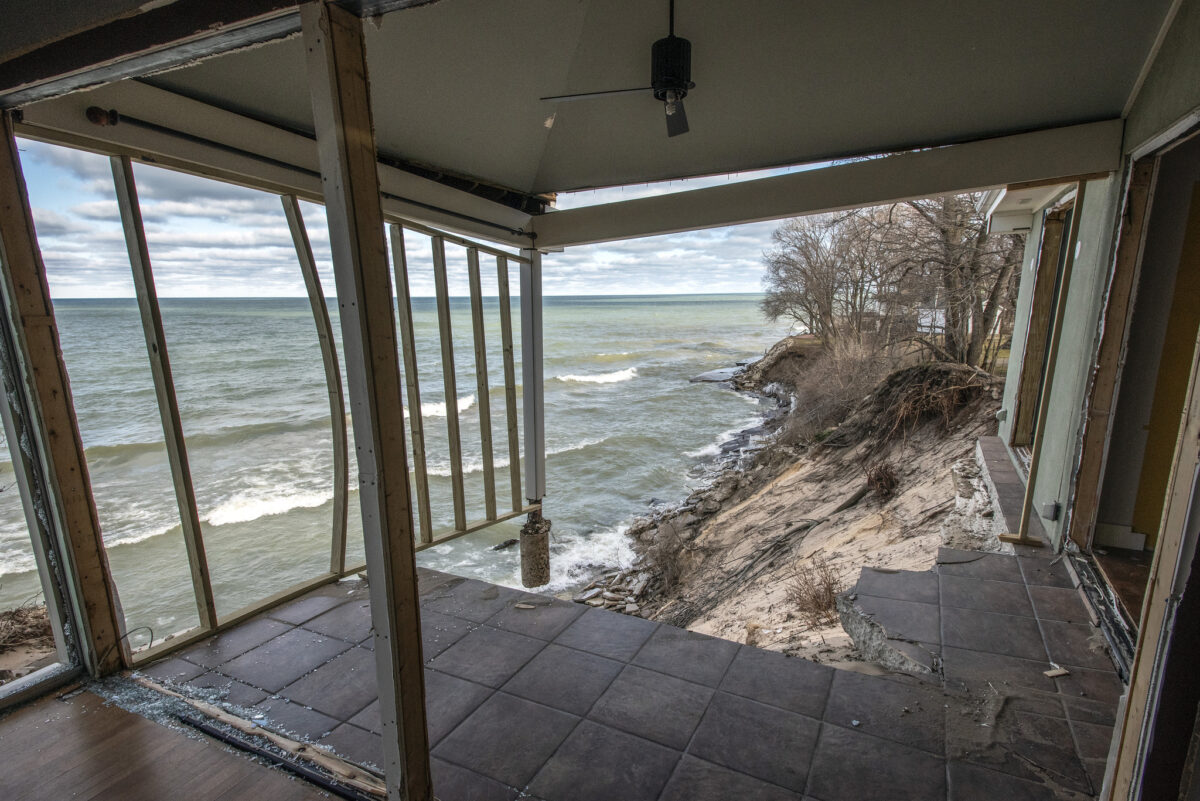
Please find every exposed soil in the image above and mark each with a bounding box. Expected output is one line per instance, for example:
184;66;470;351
0;604;56;685
614;348;1005;670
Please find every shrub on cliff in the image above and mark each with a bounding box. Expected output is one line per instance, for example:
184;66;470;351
776;339;897;445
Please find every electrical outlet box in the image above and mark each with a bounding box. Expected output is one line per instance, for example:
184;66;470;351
1039;501;1061;521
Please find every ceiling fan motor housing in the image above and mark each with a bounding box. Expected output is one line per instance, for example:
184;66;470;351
651;35;694;101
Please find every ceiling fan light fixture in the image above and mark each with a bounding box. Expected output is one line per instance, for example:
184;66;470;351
651;34;694;105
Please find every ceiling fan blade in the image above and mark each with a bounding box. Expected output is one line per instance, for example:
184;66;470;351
665;98;689;137
540;87;652;102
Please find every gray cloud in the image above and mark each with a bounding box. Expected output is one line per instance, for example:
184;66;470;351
20;138;782;299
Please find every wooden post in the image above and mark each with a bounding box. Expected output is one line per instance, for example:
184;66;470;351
1003;182;1087;548
430;236;466;531
496;256;523;511
466;248;496;520
282;195;350;573
519;248;548;586
301;4;431;800
111;154;218;629
0;344;70;659
389;224;433;545
1010;209;1067;447
0;111;124;674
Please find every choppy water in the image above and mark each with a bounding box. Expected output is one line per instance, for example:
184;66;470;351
0;294;786;647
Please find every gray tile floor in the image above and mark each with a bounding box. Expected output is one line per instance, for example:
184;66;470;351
140;550;1121;800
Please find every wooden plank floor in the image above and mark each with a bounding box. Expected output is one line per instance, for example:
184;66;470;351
0;690;332;800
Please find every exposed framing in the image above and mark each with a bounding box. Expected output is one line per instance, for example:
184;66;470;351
1006;183;1086;547
496;255;523;512
430;236;467;532
1011;207;1068;447
282;194;350;574
0;112;124;675
1109;325;1200;798
467;248;497;521
1065;159;1158;549
389;224;433;544
111;154;218;630
301;3;431;797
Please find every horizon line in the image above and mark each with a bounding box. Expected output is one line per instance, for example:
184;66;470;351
53;290;766;301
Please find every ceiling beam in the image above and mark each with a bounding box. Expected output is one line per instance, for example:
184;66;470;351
531;120;1125;249
16;79;534;247
0;0;439;109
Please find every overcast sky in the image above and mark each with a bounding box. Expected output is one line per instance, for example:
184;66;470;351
18;138;809;299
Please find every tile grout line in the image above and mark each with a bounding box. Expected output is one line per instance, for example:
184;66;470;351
440;608;659;798
656;639;748;801
1017;554;1095;796
799;650;842;800
521;617;672;800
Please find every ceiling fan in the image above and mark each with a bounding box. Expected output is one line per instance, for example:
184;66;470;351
540;0;695;137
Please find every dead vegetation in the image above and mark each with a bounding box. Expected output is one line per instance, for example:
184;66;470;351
866;461;899;498
0;604;53;653
824;362;998;449
773;340;897;445
786;556;844;628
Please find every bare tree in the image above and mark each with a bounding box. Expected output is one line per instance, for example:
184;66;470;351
886;194;1022;366
761;212;898;346
761;193;1023;367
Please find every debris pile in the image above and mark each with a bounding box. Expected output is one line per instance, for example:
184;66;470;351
572;569;652;615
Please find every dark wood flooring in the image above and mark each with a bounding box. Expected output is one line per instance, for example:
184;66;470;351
1095;547;1154;622
0;689;331;801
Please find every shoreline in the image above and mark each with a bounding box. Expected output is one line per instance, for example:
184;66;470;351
574;338;1005;669
566;342;803;613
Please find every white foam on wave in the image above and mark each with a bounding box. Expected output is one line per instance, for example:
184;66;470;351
540;524;637;592
205;490;332;527
555;367;637;384
411;394;476;418
425;437;608;477
684;416;762;459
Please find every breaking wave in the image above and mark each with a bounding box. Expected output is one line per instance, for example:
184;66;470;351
555;367;637;384
205;490;332;527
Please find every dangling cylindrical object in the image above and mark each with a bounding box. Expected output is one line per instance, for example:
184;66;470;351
520;509;551;588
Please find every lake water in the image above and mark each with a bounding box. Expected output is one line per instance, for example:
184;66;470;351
0;294;787;647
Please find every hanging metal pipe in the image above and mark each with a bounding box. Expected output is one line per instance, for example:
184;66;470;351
519;249;548;586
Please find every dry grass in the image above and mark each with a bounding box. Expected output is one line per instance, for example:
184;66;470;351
785;556;844;628
775;340;896;445
0;604;52;653
825;362;998;450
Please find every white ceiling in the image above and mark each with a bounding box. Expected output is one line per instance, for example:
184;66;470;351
137;0;1170;196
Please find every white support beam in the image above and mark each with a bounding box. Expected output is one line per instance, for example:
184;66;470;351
302;4;430;800
16;79;534;248
532;120;1125;248
519;249;545;502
